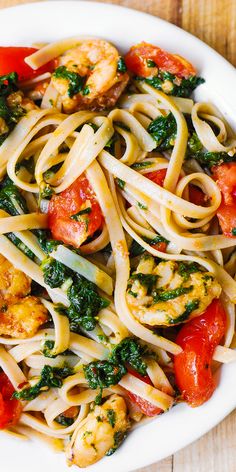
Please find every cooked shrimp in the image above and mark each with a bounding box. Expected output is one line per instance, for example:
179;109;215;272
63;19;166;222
0;255;48;338
66;394;130;468
0;254;31;302
127;257;221;326
51;40;129;112
0;296;48;339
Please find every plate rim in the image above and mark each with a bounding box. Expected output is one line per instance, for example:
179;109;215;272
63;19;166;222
0;2;235;471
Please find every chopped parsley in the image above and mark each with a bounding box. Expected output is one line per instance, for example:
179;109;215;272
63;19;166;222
107;409;116;428
53;66;84;97
82;85;90;96
116;178;126;189
147;113;177;150
70;207;92;220
186;132;236;168
177;262;200;281
169;299;200;324
153;285;193;303
131;161;152;170
136;70;205;98
117;57;127;73
66;274;110;332
147;59;156;68
129;234;168;257
84;360;127;404
129;272;158;294
13;365;74;400
106;430;127;456
110;337;147;375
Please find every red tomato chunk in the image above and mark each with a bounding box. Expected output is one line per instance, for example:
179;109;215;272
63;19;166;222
48;174;103;248
0;372;22;429
174;299;227;407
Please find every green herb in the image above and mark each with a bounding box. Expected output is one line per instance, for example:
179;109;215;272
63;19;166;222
127;290;138;298
41;257;72;288
116;178;125;189
42;340;73;358
105;134;117;151
97;333;109;343
129;272;158;294
53;66;84;97
34;229;60;254
117;57;127;73
106;430;127;456
147;59;156;68
84;360;127;403
40;182;54;199
82;85;90;96
13;365;73;400
0;176;28;216
138;71;205;98
110;337;147;375
177;262;200;282
107;409;116;428
129;234;168;257
186;132;236;168
70;207;92;220
232;228;236;236
43;162;63;182
169;299;200;324
0;72;26;145
137;201;147;210
7;233;35;260
147;113;177;150
153;285;193;302
96;415;103;422
66;274;110;332
131;161;152;170
55;415;74;427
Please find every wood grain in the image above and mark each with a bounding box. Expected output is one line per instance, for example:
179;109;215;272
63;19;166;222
0;1;235;472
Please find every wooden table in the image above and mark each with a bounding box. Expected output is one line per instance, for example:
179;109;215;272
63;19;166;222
0;0;236;471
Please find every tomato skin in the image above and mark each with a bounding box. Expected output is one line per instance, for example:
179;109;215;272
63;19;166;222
212;162;236;205
188;185;207;206
0;47;54;81
48;174;103;249
0;372;22;429
125;368;162;417
174;299;227;407
145;168;167;187
212;163;236;236
125;42;196;79
215;202;236;237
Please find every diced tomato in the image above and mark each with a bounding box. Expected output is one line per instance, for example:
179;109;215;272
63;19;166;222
145;168;167;187
215;202;236;237
125;368;162;417
212;162;236;206
0;372;22;429
212;163;236;236
0;47;55;81
48;174;103;248
151;241;167;252
125;42;196;79
174;299;227;407
188;184;207;206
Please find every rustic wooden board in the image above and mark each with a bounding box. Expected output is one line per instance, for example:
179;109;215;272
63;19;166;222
0;1;235;471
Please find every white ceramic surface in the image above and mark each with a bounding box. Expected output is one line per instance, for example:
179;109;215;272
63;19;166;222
0;2;236;471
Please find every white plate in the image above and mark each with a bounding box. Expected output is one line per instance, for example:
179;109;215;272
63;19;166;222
1;2;236;471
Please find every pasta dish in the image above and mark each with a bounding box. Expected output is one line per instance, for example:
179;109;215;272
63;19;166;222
0;38;236;468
